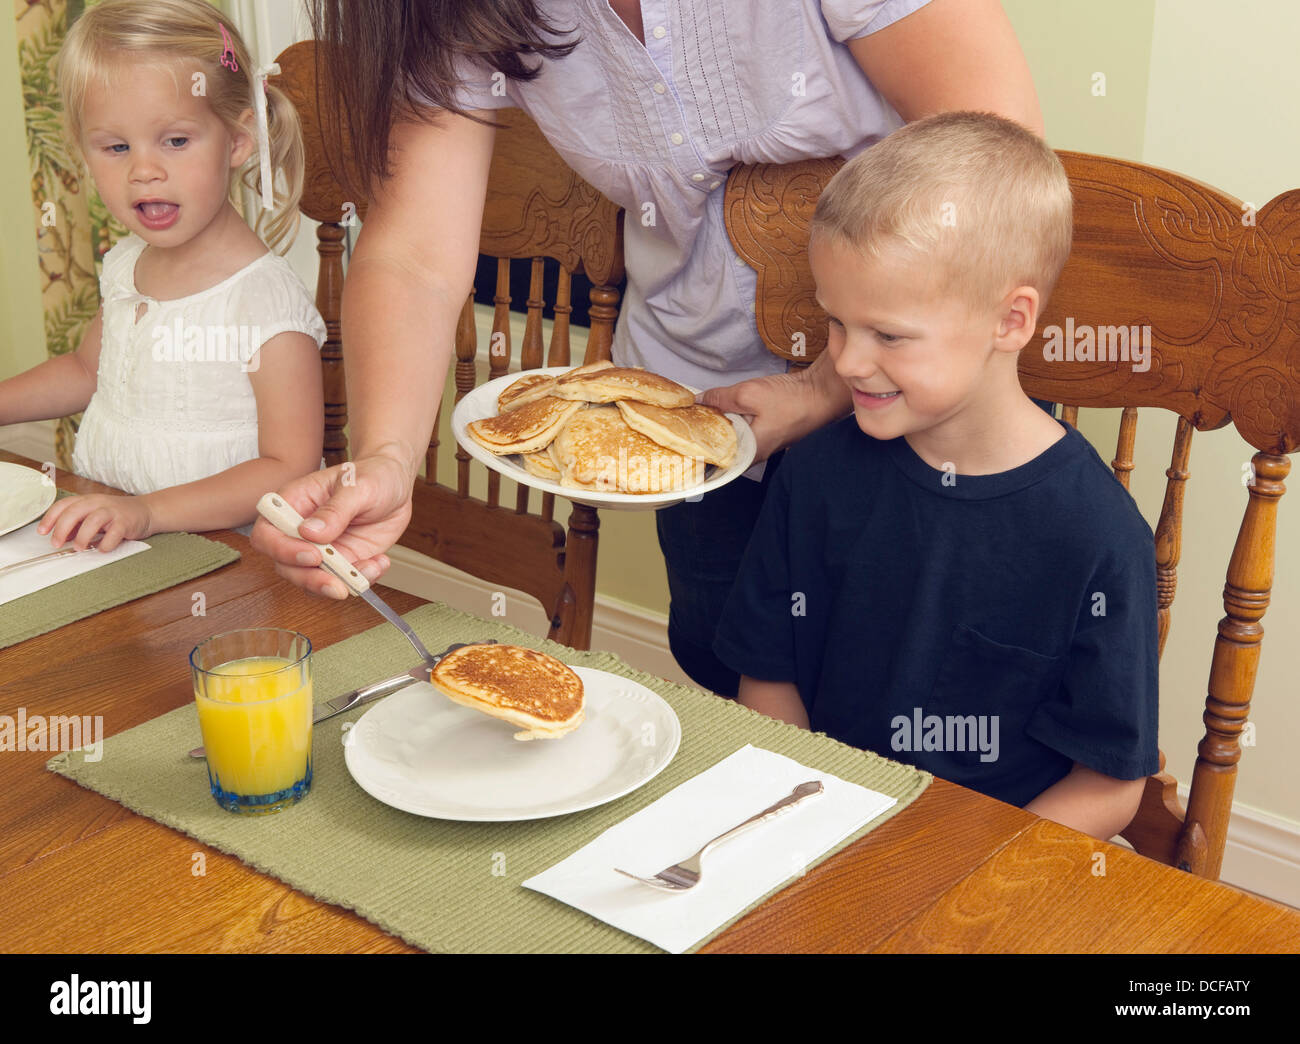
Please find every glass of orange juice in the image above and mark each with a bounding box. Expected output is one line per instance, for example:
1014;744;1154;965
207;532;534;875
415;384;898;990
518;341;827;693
190;628;313;814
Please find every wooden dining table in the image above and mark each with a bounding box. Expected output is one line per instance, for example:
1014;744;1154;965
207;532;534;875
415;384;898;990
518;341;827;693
1;448;1297;955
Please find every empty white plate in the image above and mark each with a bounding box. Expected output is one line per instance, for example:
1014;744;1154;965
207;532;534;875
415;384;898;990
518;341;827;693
0;462;57;538
342;665;681;821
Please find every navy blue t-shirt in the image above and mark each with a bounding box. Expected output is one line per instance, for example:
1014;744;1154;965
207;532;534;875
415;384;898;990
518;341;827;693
713;417;1160;807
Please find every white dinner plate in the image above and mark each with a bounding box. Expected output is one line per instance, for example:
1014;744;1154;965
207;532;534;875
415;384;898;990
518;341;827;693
0;462;57;538
450;366;757;510
342;665;681;821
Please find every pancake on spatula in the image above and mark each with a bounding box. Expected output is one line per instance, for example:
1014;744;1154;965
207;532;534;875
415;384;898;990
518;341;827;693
429;643;584;740
552;406;705;493
466;395;584;455
551;366;694;408
615;400;738;467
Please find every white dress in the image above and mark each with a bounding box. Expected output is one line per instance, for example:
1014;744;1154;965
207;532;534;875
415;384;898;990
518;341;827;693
72;234;328;529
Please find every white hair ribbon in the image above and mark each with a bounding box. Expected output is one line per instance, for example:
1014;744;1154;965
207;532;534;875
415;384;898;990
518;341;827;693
254;62;280;210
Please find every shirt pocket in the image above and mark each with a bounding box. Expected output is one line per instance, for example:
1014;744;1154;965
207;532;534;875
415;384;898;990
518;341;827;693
926;624;1067;770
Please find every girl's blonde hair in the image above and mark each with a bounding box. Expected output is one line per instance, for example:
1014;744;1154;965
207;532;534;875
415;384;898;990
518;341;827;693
812;111;1074;314
56;0;304;254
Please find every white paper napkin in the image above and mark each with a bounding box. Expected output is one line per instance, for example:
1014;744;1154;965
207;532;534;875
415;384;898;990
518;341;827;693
523;744;898;953
0;520;151;608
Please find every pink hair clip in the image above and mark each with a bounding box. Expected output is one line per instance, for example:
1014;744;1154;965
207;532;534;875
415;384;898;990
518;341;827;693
219;22;238;72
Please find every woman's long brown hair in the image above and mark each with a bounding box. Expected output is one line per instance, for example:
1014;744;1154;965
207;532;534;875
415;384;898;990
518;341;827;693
308;1;578;199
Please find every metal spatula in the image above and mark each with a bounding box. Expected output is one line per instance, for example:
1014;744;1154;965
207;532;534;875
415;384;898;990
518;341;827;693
256;492;439;672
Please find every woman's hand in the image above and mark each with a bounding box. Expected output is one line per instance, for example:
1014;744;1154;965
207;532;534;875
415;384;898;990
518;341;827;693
37;493;153;552
700;352;852;461
249;453;415;599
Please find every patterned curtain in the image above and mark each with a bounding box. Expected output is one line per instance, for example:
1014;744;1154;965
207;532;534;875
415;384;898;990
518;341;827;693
20;0;112;468
17;0;235;470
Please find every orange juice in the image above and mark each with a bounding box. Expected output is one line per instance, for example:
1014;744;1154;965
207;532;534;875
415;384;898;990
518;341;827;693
195;656;312;800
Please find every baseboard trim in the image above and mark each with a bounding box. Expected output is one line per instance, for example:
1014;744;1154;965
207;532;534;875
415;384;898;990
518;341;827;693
1194;790;1300;908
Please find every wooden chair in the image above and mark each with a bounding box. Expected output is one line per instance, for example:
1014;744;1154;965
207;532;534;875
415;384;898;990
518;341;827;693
276;42;624;650
725;155;1298;882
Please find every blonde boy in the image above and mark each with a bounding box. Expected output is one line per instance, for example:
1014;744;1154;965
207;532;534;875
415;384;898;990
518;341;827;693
713;112;1158;841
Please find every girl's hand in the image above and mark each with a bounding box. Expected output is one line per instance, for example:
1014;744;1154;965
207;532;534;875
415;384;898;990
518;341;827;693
249;454;414;599
37;494;153;552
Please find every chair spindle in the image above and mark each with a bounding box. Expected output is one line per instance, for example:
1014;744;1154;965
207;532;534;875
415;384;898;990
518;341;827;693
1112;405;1138;489
521;257;545;371
1154;416;1193;657
316;222;348;467
1179;453;1290;878
549;267;573;366
586;284;621;362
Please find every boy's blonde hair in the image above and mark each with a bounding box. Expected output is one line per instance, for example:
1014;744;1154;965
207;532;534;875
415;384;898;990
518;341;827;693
56;0;304;254
811;111;1073;312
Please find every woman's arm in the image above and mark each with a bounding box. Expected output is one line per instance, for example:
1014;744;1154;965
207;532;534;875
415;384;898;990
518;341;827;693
848;0;1044;134
344;111;497;480
249;109;498;596
1024;762;1146;842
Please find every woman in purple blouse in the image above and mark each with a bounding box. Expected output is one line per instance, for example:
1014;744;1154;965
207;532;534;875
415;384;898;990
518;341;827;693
255;0;1044;695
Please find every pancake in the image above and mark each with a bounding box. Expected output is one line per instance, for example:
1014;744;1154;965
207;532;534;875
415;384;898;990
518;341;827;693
497;359;615;411
552;406;705;493
520;448;561;481
551;366;695;408
615;400;738;467
497;372;556;412
565;358;616;377
466;395;584;455
429;643;584;741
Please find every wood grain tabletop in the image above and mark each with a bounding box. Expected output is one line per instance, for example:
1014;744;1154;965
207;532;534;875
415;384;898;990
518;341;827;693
1;449;1295;954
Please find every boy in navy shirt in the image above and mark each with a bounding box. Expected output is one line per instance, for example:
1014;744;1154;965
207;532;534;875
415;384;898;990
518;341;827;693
713;112;1158;841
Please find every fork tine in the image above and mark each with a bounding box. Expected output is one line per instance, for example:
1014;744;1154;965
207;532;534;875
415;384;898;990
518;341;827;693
614;867;689;891
654;867;698;889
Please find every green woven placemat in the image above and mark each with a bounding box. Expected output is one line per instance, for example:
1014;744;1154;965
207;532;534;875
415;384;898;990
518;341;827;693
47;602;932;953
0;497;241;649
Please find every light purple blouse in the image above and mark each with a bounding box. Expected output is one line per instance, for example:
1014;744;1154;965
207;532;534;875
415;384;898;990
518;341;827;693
425;0;933;391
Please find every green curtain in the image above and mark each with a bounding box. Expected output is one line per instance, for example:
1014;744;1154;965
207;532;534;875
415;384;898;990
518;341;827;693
19;0;124;468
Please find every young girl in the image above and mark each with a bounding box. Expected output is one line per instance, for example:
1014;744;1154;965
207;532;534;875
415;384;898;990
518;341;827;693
0;0;325;550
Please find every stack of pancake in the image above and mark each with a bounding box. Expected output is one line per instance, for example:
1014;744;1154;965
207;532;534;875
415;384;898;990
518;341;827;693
429;643;584;741
466;360;738;494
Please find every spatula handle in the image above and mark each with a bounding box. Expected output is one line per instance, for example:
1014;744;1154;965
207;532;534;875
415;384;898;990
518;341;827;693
256;492;370;595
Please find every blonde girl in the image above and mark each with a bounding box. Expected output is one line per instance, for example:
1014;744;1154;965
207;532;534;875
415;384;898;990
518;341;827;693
0;0;326;549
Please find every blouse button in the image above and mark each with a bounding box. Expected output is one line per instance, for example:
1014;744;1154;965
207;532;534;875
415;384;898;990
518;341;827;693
670;132;683;145
653;82;666;95
652;25;666;39
709;180;721;190
690;172;705;182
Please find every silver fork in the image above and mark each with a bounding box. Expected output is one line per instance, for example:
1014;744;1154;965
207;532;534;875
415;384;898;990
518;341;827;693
615;780;824;892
